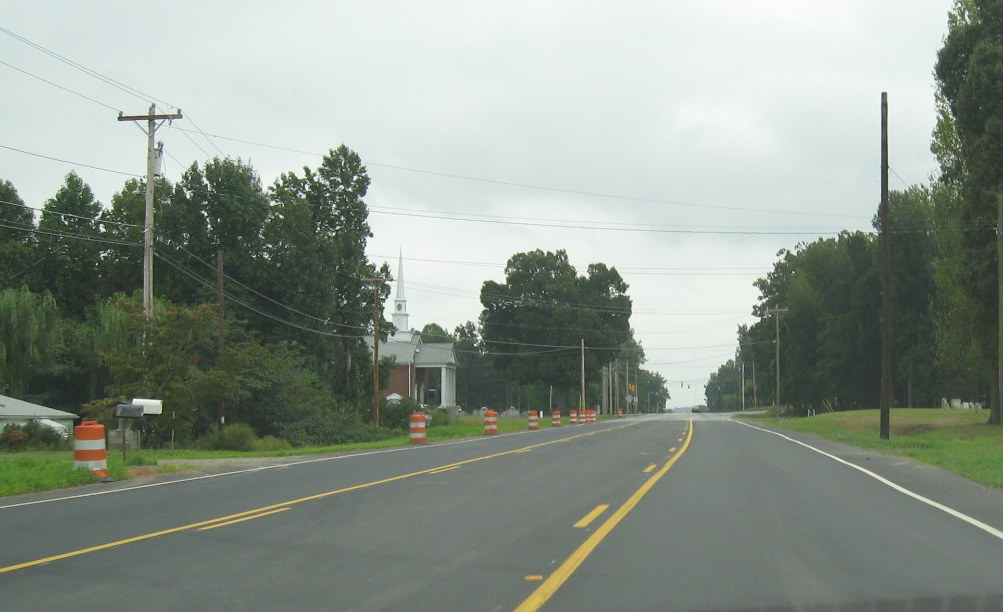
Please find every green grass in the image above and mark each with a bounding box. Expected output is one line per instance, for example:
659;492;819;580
739;408;1003;490
1;415;579;496
0;451;130;497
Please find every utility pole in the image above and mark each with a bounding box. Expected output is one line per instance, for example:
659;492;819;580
580;339;586;412
879;91;893;440
364;277;391;426
996;191;1003;425
217;249;226;429
740;360;745;412
117;104;182;318
768;307;788;416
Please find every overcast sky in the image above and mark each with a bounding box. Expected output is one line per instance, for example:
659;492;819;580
1;1;953;407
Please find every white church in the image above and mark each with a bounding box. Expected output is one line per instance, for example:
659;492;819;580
366;254;458;407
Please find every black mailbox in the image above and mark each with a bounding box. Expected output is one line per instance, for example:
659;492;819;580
114;404;145;418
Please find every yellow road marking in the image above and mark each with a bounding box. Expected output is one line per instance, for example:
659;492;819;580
525;575;543;581
642;464;656;473
198;507;291;531
669;447;677;453
573;504;610;528
1;421;640;575
514;448;533;453
428;466;460;474
514;420;694;612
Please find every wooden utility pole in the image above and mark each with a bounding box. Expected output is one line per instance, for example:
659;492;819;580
995;191;1003;425
580;339;586;412
217;249;226;428
364;277;390;426
740;360;745;412
768;307;788;416
880;92;893;440
117;105;182;318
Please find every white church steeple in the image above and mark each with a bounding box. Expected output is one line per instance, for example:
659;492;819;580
392;250;409;333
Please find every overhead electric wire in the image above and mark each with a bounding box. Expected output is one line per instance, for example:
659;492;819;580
0;220;141;247
166;126;868;221
0;198;142;228
0;26;179;112
0;144;140;177
161;240;373;331
0;58;122;112
370;207;846;236
154;252;366;339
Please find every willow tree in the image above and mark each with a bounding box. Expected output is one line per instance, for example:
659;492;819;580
0;286;61;397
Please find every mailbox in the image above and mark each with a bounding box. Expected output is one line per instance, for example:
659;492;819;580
131;398;163;415
114;404;145;418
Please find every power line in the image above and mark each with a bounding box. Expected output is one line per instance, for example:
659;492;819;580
166;126;867;221
154;252;367;339
0;198;142;228
369;207;848;236
161;240;373;331
0;26;179;112
0;59;122;112
0;144;140;177
368;252;768;273
0;220;141;247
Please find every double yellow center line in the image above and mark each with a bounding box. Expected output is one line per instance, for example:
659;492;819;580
514;419;694;611
0;420;639;575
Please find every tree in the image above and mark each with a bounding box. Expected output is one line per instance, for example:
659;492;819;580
158;158;267;306
98;178;158;297
0;179;35;289
479;249;632;410
886;187;938;407
420;322;452;343
264;145;389;398
705;359;741;412
935;0;1003;423
30;173;103;317
746;233;881;413
0;287;61;398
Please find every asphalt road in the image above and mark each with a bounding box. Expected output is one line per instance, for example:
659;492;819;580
3;414;1003;611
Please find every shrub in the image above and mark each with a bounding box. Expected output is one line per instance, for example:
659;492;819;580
380;398;417;431
280;412;398;447
253;435;292;452
1;424;29;450
430;409;452;427
197;423;258;451
1;421;70;451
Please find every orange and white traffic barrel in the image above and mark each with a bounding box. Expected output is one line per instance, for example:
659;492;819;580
570;410;578;425
74;420;110;480
528;410;539;430
617;409;624;418
484;410;498;435
584;410;593;424
552;411;561;427
409;413;427;444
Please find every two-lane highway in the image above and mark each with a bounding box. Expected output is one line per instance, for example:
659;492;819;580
4;415;1003;610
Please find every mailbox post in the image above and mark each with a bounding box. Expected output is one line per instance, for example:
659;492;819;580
113;399;163;464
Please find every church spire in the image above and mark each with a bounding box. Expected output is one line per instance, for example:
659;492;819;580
393;249;409;332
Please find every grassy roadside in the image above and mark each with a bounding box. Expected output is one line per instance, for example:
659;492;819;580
738;408;1003;490
0;415;558;497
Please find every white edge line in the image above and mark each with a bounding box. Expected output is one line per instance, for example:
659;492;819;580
733;419;1003;542
0;419;613;510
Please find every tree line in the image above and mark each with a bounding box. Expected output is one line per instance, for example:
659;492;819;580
1;147;665;448
708;1;1003;424
1;146;393;446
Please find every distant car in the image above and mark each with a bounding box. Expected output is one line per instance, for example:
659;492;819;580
691;407;701;414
